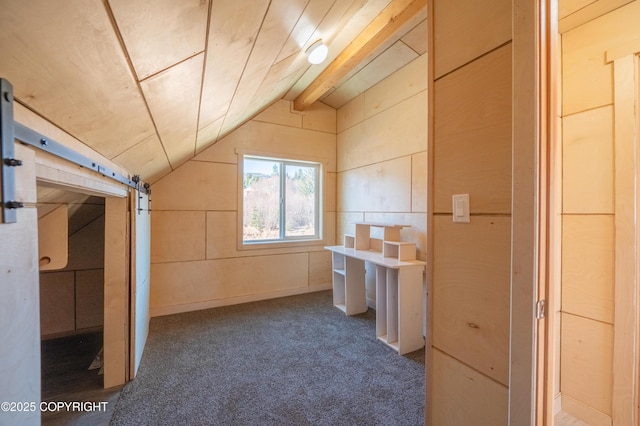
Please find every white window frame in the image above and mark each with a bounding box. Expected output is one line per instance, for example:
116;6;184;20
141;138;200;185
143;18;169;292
237;151;324;249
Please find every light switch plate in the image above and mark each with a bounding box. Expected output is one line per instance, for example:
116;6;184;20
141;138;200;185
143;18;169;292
452;194;470;223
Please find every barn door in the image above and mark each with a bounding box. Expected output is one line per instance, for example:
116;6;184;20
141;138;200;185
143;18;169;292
130;189;151;378
0;143;40;425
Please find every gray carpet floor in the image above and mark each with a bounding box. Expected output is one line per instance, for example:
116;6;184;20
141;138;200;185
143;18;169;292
110;290;425;425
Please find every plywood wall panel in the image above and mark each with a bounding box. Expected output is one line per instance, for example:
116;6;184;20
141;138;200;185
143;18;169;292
113;134;171;184
325;172;337;213
411;152;427;213
0;207;40;425
561;1;640;115
561;394;613;426
433;44;512;214
562;106;614;214
152;161;237;211
151;211;206;263
337;157;412;213
195;120;337;172
40;272;76;336
433;0;511;78
108;0;209;80
401;19;428;55
337;94;365;133
432;349;508;425
324;211;337;246
433;216;511;385
308;250;332;288
337;212;366;242
559;0;598;19
75;269;105;329
141;54;204;169
254;99;303;128
65;215;105;271
198;0;270;129
206;211;237;260
38;205;68;270
220;0;307;130
301;102;337;134
559;0;634;33
364;54;427;119
150;253;309;309
13;105;131;179
337;91;427;172
561;313;614;416
274;0;335;63
0;0;155;159
196;117;224;155
67;201;104;236
562;215;614;324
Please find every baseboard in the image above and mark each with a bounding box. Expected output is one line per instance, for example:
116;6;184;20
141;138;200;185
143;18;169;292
561;394;612;426
150;283;332;317
553;393;562;416
41;325;103;341
366;297;376;310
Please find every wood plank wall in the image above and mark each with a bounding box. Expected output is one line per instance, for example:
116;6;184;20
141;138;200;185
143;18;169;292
335;54;427;308
149;100;337;316
429;0;512;423
559;1;640;424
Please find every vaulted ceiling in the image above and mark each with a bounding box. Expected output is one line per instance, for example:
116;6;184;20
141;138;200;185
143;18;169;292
0;0;426;184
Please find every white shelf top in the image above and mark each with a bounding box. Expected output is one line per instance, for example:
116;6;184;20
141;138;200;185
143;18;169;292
325;245;426;269
383;241;415;246
353;222;410;228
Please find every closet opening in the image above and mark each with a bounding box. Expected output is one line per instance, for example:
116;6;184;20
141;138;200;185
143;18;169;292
36;185;118;421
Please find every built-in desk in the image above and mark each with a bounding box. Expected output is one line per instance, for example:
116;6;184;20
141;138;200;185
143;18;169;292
325;245;426;355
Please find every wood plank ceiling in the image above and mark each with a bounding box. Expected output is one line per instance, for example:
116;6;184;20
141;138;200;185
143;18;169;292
0;0;426;184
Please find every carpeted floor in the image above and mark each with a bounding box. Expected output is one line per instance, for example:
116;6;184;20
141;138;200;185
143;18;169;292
110;290;425;425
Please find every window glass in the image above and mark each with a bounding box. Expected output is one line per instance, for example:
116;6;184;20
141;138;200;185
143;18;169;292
242;156;320;243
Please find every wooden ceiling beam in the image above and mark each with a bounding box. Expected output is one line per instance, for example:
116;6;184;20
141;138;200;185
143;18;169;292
293;0;427;111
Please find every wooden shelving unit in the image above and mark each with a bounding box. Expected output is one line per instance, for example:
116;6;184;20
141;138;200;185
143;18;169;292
331;251;366;315
326;222;425;355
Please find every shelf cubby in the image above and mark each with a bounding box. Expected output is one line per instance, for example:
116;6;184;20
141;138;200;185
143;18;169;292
383;241;417;261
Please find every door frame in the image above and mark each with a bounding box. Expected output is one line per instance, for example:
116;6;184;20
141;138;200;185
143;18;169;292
610;51;640;426
510;0;555;423
34;157;131;388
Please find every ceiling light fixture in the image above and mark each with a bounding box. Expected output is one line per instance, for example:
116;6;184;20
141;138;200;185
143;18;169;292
306;40;328;65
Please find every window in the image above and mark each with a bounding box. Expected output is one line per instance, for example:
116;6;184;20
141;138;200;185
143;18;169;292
242;155;321;244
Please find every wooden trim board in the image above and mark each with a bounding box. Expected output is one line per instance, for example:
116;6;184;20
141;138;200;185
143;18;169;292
612;54;639;426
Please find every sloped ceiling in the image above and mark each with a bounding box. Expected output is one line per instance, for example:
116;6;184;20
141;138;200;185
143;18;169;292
0;0;426;184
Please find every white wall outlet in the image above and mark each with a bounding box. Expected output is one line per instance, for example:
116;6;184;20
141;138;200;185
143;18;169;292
452;194;470;223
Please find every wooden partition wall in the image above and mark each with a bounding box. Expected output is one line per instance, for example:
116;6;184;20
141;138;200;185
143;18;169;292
559;1;640;423
428;0;514;423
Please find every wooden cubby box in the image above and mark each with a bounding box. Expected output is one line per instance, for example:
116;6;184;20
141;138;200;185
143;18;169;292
353;222;408;251
383;241;416;261
344;234;355;248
